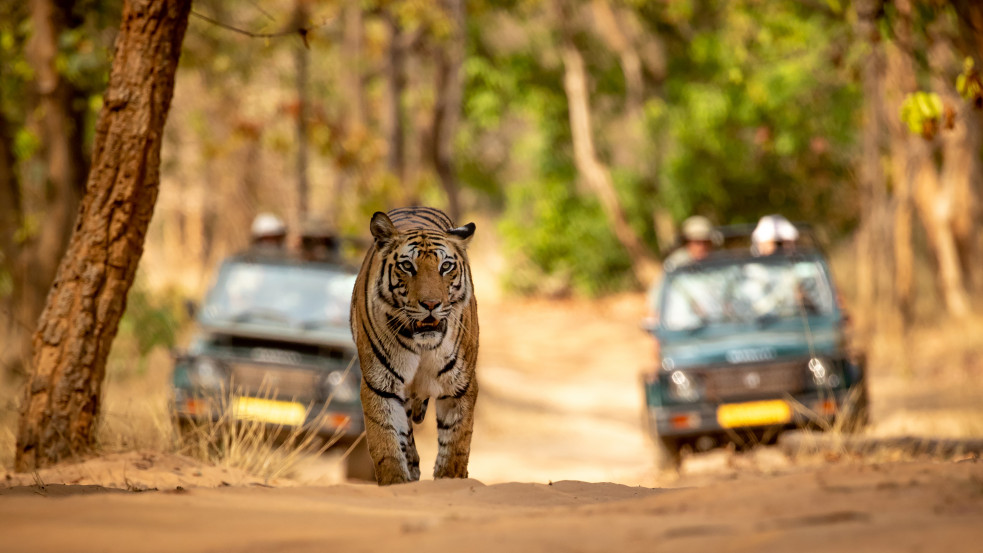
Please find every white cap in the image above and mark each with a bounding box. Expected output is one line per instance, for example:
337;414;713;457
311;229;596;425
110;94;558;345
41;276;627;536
752;214;799;243
250;213;287;238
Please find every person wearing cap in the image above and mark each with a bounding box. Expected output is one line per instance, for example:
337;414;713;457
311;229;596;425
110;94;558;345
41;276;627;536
646;215;718;326
249;213;288;251
663;215;716;270
299;217;340;262
243;212;290;263
751;214;799;256
744;214;824;316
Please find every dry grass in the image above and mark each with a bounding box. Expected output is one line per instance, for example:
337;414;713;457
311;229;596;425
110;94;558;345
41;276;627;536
174;384;355;483
0;345;358;483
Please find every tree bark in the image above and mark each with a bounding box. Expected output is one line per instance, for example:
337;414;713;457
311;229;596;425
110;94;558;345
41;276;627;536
854;0;884;335
901;16;973;320
15;0;192;471
293;0;310;227
343;0;365;131
884;0;915;331
431;0;465;222
385;11;408;190
590;0;643;114
912;138;971;318
951;0;983;66
556;3;659;286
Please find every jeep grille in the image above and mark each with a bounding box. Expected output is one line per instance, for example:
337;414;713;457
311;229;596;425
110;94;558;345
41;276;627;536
230;363;319;402
702;361;806;401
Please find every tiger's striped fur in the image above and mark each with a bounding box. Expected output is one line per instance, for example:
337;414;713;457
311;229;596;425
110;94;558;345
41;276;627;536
350;207;479;485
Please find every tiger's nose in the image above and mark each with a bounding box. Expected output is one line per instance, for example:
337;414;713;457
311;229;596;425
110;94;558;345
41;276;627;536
420;299;442;312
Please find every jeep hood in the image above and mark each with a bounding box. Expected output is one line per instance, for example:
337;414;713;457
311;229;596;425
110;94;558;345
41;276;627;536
198;319;355;349
659;327;841;370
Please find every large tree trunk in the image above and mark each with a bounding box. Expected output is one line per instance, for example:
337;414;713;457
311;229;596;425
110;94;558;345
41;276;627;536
15;0;192;471
556;6;659;286
431;0;465;222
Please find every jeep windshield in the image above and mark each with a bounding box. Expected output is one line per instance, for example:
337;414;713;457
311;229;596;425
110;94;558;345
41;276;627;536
198;259;355;332
660;256;835;332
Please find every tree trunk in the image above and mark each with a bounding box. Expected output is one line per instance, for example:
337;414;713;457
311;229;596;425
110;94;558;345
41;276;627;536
0;88;23;376
908;16;973;320
431;0;465;222
336;0;365;226
11;0;90;377
343;0;365;131
951;0;983;66
556;9;659;286
590;0;643;113
931;21;983;296
385;11;407;191
884;0;915;332
912;139;971;318
294;0;310;227
853;0;886;335
15;0;192;471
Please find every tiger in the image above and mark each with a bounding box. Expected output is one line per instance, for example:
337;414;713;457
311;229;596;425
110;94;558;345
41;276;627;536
349;206;479;485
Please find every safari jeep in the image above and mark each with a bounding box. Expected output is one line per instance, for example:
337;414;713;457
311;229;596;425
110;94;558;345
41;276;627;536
642;235;868;469
171;251;374;480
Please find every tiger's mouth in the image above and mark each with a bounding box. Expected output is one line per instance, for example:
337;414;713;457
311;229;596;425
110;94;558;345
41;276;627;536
413;316;447;334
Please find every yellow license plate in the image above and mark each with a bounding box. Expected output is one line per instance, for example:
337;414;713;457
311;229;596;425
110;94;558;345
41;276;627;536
234;397;307;426
717;400;791;428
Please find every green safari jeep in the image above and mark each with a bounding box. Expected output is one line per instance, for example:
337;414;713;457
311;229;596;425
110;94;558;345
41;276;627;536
171;252;374;480
642;241;868;469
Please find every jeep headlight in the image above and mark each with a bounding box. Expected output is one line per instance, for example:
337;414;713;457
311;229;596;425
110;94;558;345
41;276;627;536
667;370;703;402
808;357;841;388
191;358;228;391
321;370;358;403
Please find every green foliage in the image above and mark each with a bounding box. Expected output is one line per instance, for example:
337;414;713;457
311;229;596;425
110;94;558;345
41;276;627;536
899;91;944;138
499;177;634;296
956;57;982;107
465;0;861;294
652;0;859;227
111;284;184;376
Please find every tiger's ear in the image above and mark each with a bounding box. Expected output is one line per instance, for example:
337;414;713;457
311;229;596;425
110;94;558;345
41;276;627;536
370;212;398;246
446;222;476;247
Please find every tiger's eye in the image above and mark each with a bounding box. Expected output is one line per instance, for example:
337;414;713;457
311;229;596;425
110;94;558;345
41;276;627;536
399;261;414;272
440;261;454;273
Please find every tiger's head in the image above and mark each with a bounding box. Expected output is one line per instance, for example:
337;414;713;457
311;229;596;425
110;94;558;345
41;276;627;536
370;211;475;350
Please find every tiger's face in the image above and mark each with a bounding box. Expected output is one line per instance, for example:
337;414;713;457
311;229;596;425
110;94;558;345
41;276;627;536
371;212;475;350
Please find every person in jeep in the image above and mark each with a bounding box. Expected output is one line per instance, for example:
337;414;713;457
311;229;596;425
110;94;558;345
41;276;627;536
647;215;719;323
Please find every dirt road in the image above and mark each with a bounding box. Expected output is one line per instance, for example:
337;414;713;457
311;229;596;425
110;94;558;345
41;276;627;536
2;459;981;553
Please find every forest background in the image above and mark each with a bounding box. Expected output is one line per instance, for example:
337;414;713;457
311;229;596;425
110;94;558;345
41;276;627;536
0;0;981;467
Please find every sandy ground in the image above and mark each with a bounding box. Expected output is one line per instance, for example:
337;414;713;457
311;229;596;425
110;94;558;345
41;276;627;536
2;285;983;551
2;459;981;553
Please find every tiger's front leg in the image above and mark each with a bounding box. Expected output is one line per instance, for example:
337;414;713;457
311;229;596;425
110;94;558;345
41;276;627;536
433;378;478;479
359;376;412;485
